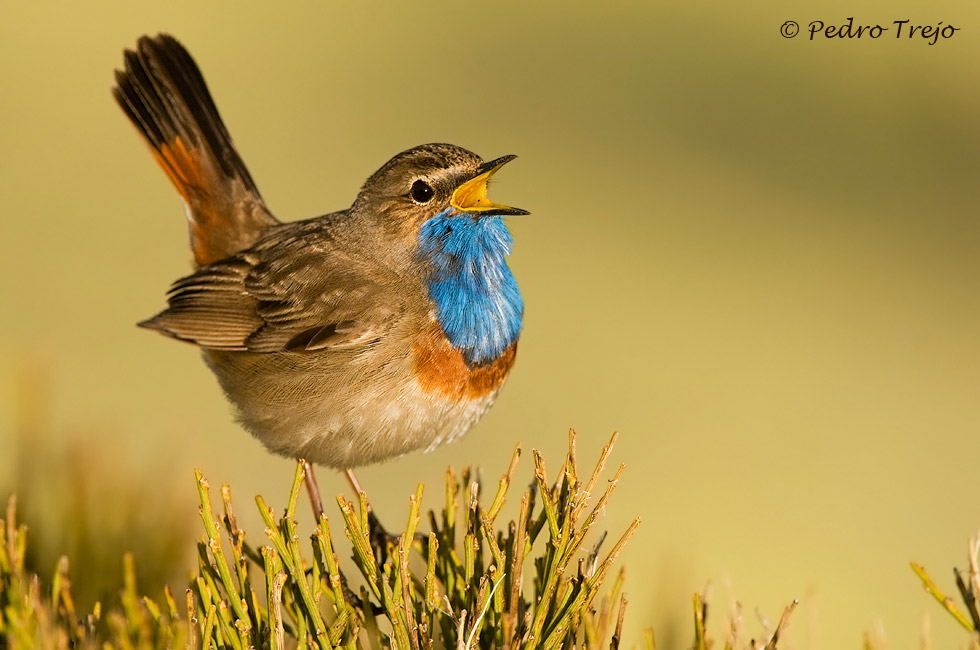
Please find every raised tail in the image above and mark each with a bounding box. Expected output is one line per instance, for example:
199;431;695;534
113;34;278;267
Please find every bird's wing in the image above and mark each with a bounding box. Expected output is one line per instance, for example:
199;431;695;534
140;225;402;352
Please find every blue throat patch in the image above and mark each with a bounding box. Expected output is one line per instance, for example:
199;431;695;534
418;208;523;366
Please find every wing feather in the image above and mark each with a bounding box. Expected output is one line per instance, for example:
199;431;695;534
139;222;401;352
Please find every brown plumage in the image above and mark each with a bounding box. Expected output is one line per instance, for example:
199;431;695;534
113;35;275;265
116;34;527;469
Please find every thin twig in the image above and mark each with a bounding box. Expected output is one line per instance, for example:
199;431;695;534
911;562;974;631
763;599;798;650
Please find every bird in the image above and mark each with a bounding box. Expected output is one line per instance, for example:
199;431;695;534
113;34;527;511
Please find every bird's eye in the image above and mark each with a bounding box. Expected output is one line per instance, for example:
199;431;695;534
410;180;435;203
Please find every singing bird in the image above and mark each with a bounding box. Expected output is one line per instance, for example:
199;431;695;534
114;35;526;485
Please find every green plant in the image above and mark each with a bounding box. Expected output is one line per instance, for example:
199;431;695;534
1;432;640;649
911;534;980;648
0;431;799;649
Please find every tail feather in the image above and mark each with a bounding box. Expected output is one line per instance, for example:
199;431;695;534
114;34;277;267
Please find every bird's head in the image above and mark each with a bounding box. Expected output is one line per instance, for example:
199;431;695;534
353;144;525;361
352;143;527;241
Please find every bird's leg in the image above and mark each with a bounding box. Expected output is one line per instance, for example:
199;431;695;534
344;469;427;555
345;469;401;561
344;468;366;497
304;462;374;609
303;460;325;522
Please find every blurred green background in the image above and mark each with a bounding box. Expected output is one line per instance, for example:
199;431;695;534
2;1;979;647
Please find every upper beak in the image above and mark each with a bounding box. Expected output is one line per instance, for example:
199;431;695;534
450;155;529;216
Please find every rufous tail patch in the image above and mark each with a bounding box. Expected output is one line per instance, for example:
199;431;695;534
150;136;228;266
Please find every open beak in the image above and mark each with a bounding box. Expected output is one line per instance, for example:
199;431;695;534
450;155;529;216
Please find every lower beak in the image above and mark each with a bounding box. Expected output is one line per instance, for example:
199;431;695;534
450;155;529;216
